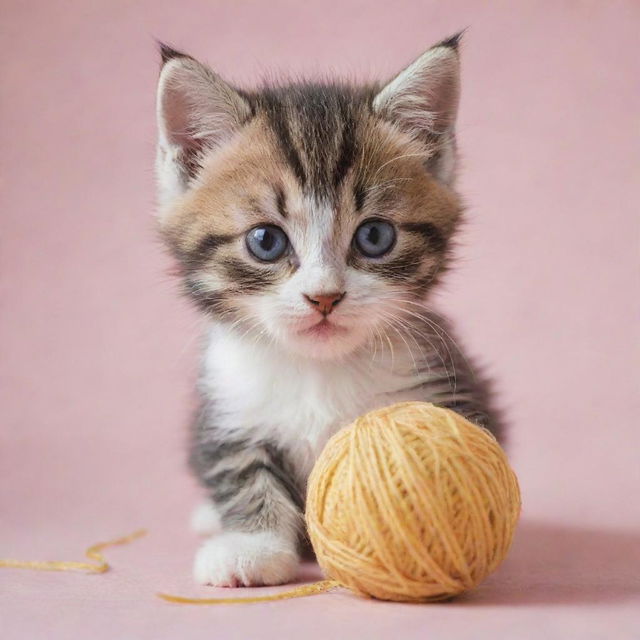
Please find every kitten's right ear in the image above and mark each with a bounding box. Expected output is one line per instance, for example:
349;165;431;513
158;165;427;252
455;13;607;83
155;44;252;210
373;34;462;185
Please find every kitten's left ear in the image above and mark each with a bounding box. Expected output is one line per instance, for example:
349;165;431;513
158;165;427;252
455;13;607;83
155;44;252;210
373;33;462;185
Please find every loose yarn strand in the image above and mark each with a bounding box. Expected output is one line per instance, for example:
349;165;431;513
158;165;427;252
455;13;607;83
157;579;340;605
0;528;340;605
0;529;147;574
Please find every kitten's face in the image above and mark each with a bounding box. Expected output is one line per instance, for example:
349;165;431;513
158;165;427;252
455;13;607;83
157;39;462;360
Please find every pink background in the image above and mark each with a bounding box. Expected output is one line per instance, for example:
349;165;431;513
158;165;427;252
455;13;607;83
1;1;639;638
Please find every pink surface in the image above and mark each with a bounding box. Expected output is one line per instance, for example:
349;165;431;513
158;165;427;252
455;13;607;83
1;1;638;638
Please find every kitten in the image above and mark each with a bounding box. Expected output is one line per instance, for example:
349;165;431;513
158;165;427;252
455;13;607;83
155;33;502;588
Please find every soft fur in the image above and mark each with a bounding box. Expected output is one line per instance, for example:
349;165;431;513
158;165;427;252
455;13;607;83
155;33;502;587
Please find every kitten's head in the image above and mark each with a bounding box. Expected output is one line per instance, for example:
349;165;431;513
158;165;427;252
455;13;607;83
156;35;463;360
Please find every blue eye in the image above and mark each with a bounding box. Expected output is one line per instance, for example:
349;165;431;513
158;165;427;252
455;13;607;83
354;220;396;258
246;225;289;262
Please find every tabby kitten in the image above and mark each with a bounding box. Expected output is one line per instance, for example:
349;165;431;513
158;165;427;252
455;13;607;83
155;33;501;587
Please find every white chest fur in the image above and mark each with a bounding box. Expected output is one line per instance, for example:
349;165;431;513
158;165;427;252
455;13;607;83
200;324;424;480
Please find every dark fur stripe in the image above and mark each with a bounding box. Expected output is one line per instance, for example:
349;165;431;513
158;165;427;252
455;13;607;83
184;279;232;315
376;248;425;278
205;460;303;510
261;94;307;186
333;109;357;188
349;246;425;279
190;233;236;264
275;185;288;218
221;258;277;292
354;180;366;211
400;222;446;252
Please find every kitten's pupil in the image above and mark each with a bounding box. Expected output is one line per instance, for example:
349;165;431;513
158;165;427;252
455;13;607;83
257;229;274;251
354;220;396;257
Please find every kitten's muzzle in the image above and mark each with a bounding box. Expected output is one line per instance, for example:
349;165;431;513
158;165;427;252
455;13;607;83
303;292;346;316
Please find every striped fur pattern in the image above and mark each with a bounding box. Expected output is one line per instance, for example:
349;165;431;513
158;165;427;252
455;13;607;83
155;33;503;587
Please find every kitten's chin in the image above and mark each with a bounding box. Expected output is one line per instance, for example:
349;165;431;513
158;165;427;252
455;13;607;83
280;320;364;361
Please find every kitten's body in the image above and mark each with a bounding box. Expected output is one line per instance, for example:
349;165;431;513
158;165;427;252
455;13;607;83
195;316;495;493
155;34;502;587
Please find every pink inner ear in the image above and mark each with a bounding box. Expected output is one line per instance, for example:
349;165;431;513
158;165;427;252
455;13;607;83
160;76;199;150
157;58;251;153
374;47;460;136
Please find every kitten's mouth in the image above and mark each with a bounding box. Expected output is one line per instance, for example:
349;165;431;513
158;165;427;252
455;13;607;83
297;318;347;339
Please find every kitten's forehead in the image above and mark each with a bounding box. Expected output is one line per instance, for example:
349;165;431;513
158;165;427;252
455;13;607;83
250;83;375;203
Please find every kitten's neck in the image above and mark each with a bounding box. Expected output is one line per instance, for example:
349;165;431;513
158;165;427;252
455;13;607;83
200;319;453;480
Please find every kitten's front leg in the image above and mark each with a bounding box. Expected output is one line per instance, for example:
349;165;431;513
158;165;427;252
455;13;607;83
190;435;304;587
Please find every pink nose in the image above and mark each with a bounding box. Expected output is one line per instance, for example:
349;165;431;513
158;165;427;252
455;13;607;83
303;292;345;316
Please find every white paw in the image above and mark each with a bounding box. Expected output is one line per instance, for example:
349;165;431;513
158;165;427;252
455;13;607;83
190;502;222;536
193;531;299;587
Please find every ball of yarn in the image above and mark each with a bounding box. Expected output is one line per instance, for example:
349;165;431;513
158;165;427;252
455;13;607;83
306;402;521;602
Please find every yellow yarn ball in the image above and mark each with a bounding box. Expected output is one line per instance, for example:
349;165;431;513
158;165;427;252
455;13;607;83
306;402;521;602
